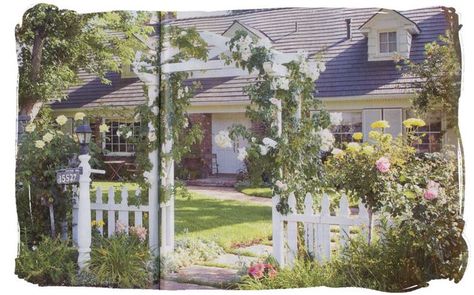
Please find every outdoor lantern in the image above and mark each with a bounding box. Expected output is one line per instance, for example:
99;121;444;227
75;124;92;155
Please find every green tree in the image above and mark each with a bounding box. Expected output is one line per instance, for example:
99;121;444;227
399;31;461;133
16;4;153;119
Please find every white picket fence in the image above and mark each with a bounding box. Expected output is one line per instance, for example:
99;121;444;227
272;192;370;267
72;186;149;245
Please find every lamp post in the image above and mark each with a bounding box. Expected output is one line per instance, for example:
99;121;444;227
75;124;93;270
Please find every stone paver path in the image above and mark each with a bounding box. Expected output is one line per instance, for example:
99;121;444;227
210;253;259;268
164;265;240;288
187;186;272;206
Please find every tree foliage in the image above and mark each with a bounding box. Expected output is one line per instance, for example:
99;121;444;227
399;32;461;132
16;4;153;117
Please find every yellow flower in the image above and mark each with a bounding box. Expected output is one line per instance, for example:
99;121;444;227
368;130;381;140
403;118;426;128
42;132;54;143
99;123;110;133
35;140;45;149
55;115;68;126
352;132;363;141
331;148;345;158
74;112;86;121
362;145;374;155
56;130;64;135
25;123;36;133
91;220;97;226
370;120;390;129
381;134;393;142
346;142;361;153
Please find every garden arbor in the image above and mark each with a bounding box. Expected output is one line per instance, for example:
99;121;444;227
134;30;301;258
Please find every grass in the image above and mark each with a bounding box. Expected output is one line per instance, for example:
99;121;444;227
92;181;273;251
238;187;273;198
175;191;272;251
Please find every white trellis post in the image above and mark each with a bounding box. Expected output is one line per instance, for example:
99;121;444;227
134;72;160;257
160;82;175;254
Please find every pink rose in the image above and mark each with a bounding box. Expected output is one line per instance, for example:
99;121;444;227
375;157;391;173
424;180;440;200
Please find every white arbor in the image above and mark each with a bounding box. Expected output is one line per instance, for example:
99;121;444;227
133;30;299;258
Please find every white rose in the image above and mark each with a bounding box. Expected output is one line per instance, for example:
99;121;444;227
316;128;335;152
269;98;282;109
330;112;343;126
55;115;68;126
35;140;45;149
74;112;86;121
99;123;110;133
259;144;268;156
262;137;277;149
275;180;288;191
25;123;36;133
251;137;256;143
125;131;133;139
42;132;54;143
215;130;232;148
116;130;122;137
237;147;248;162
331;148;344;157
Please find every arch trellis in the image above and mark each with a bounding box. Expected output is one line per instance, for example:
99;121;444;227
134;30;315;258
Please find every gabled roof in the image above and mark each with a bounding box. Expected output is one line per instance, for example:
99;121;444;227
222;20;274;42
51;7;449;110
358;8;421;35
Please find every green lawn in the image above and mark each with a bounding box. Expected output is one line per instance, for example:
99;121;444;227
175;191;272;251
238;187;273;198
92;181;272;251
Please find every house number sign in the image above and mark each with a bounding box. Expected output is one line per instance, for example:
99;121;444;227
56;167;83;184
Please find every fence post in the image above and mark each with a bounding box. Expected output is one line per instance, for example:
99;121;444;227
272;195;284;266
358;202;370;243
107;187;115;237
72;185;78;246
77;154;92;270
119;187;129;233
339;193;350;248
317;193;330;262
287;193;298;267
304;193;314;257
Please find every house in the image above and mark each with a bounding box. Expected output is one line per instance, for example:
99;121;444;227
50;7;457;180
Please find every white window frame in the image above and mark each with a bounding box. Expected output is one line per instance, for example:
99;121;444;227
404;110;443;153
377;30;398;57
102;118;140;157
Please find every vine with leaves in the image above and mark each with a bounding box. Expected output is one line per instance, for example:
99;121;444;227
222;31;331;213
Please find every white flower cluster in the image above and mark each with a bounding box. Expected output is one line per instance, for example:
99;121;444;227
275;180;288;191
177;86;189;99
237;147;248;162
299;60;320;81
271;77;290;90
329;112;343;126
269;97;282;109
232;35;253;61
259;137;278;156
215;130;233;148
315;128;335;152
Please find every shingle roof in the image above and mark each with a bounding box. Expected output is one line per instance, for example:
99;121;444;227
51;7;448;110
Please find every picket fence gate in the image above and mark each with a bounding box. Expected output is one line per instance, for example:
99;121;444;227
272;192;370;267
72;186;150;245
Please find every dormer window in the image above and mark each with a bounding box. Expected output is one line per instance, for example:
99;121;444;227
379;31;397;53
359;9;420;61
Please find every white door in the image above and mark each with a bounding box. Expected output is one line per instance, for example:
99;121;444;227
211;113;250;174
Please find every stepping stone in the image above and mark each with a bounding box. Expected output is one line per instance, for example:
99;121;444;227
157;279;216;290
210;253;258;268
235;244;273;257
165;265;240;288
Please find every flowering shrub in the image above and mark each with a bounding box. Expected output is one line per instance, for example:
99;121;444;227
248;263;277;279
324;119;467;283
16;107;101;243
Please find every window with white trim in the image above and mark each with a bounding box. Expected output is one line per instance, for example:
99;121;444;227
406;111;442;153
379;31;397;53
330;111;363;144
103;120;141;155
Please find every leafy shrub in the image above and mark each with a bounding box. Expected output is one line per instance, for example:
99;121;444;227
157;237;225;276
15;236;77;286
87;233;152;288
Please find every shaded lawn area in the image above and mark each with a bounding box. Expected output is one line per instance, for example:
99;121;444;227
175;191;272;251
91;181;272;251
238;187;272;198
